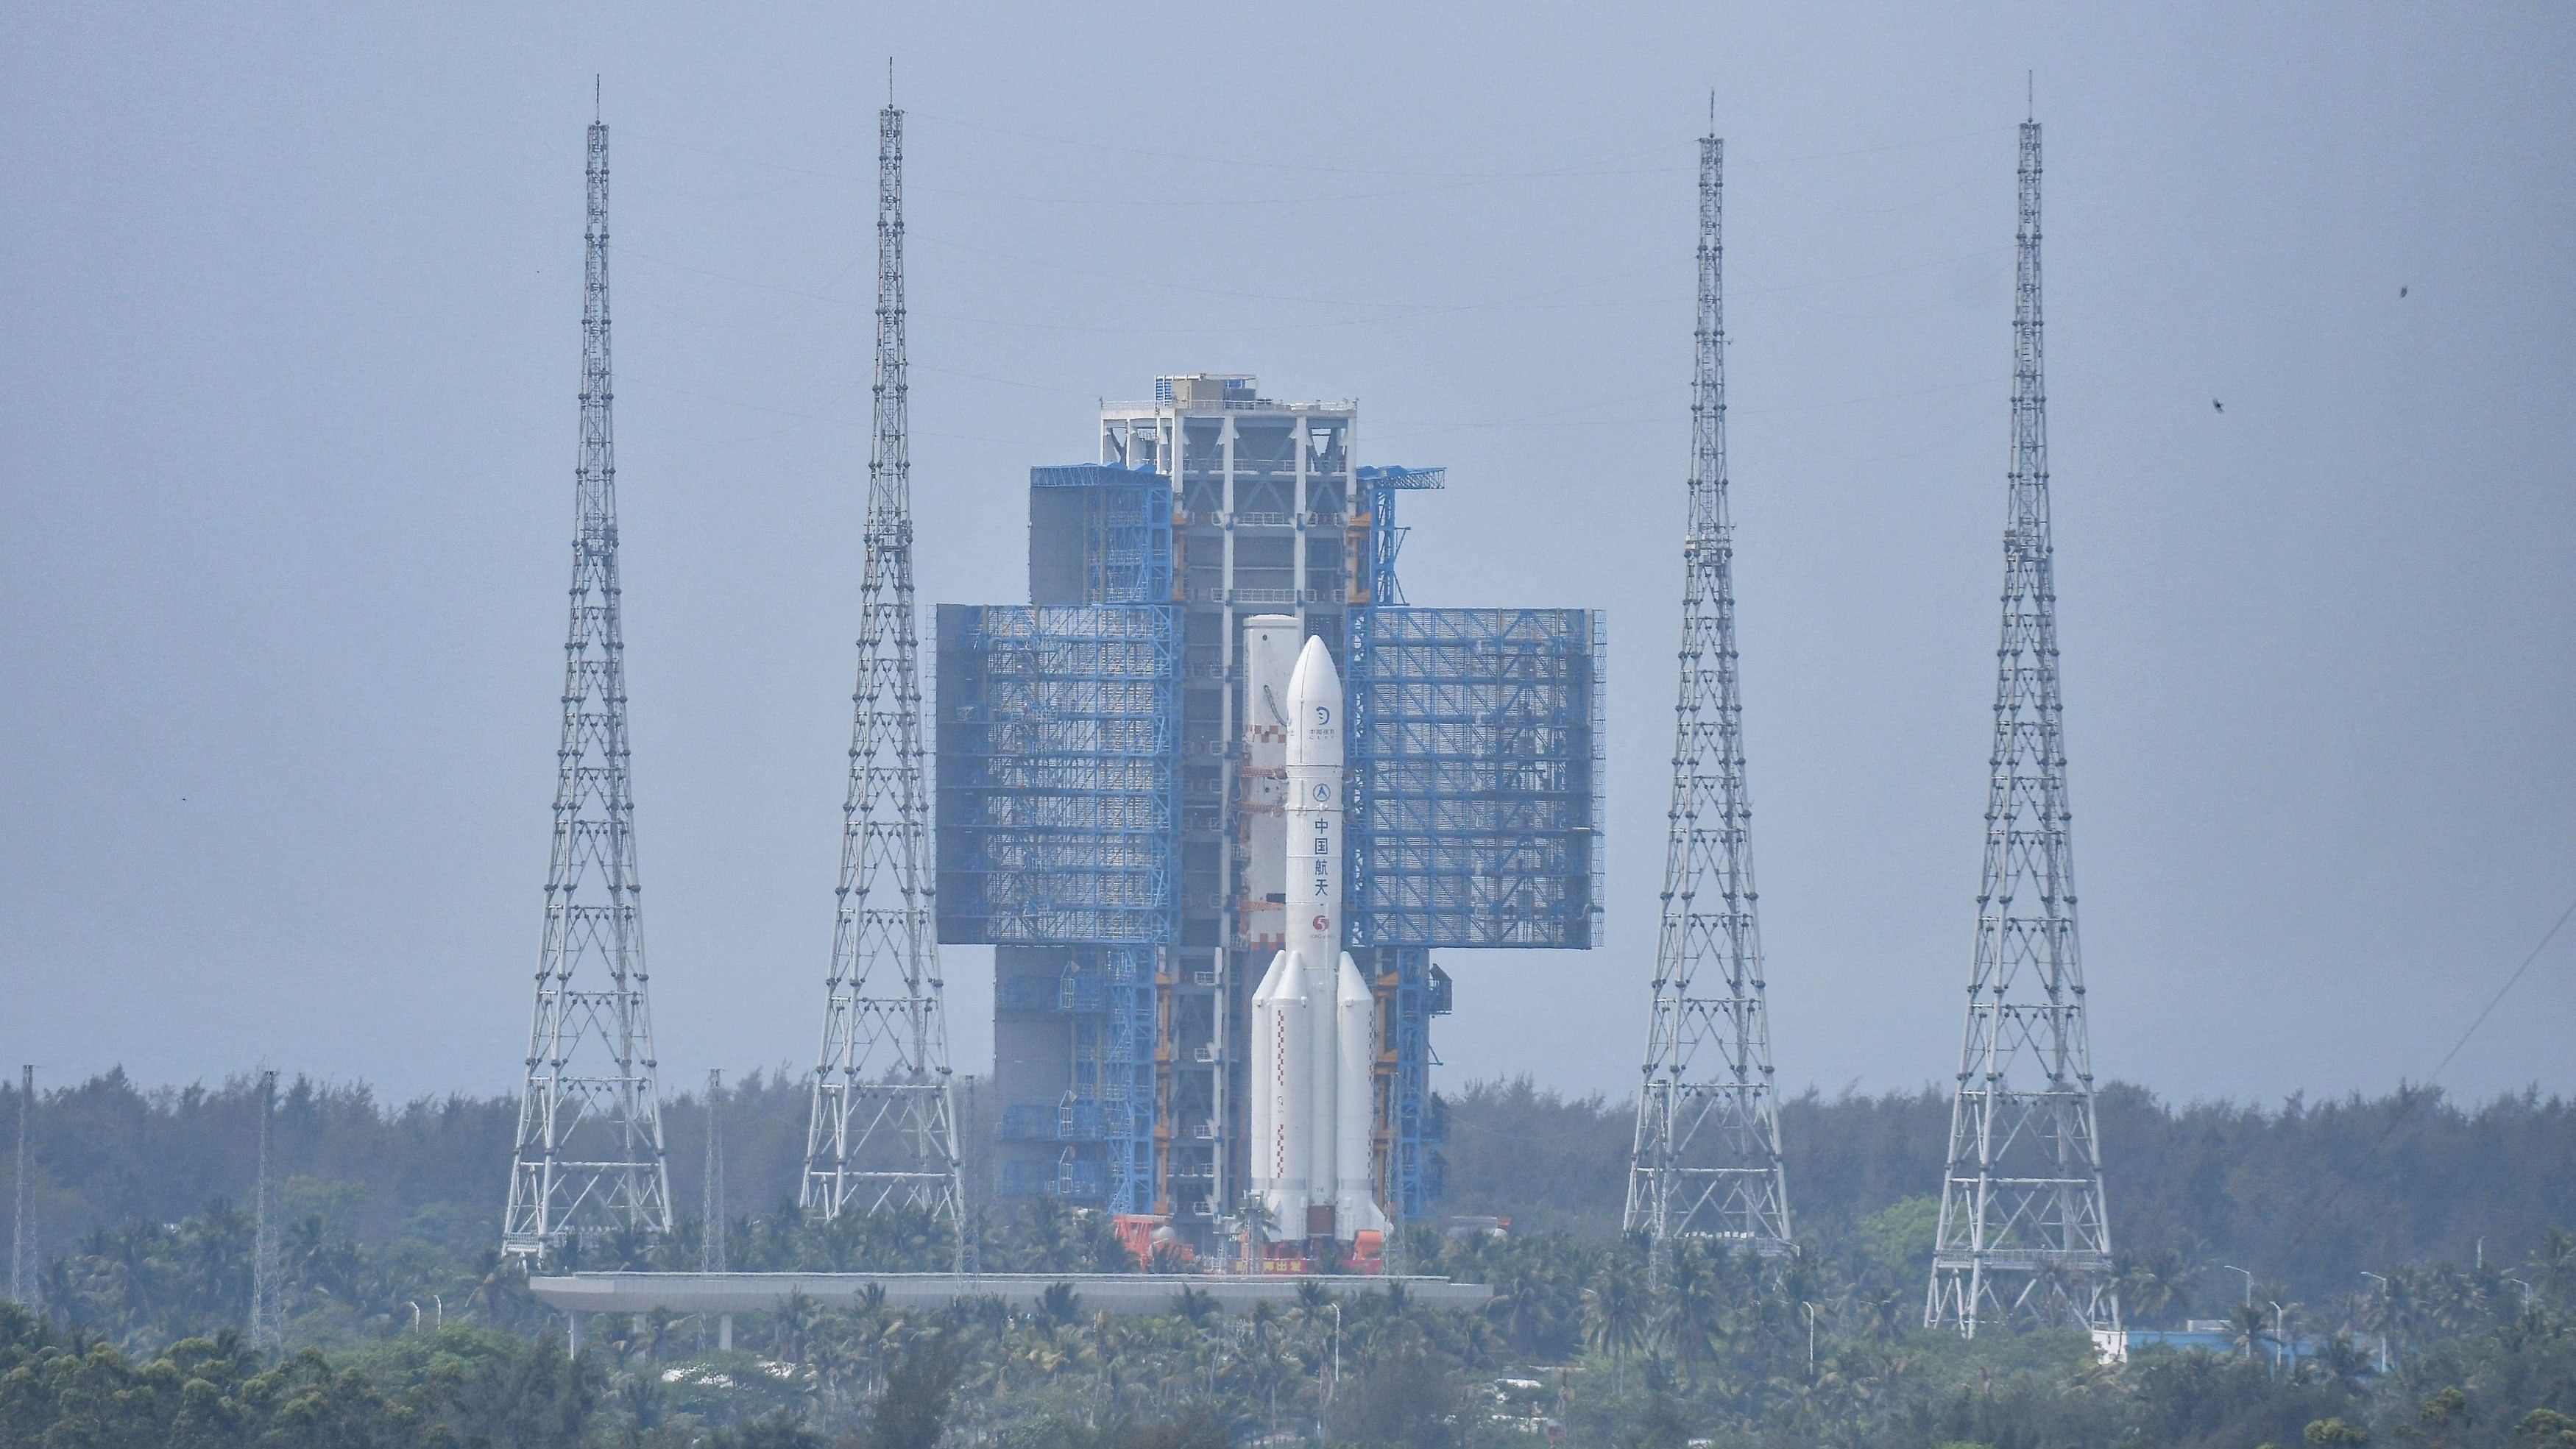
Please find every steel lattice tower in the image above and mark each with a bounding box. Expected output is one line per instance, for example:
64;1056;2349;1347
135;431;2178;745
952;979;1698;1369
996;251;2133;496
503;96;674;1258
800;90;969;1269
1625;121;1793;1258
1925;116;2119;1336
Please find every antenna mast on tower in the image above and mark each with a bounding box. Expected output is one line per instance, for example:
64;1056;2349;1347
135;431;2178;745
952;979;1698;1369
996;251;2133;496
1625;112;1794;1261
801;79;969;1272
503;95;674;1258
1925;113;2120;1336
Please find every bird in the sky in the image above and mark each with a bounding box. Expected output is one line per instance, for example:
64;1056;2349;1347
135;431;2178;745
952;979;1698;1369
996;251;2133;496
2399;286;2409;297
2212;399;2224;414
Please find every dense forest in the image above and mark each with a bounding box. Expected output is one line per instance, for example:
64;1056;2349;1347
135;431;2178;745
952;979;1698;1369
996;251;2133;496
4;1069;2573;1446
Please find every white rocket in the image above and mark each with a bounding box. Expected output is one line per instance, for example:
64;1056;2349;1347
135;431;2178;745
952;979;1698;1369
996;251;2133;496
1248;633;1390;1245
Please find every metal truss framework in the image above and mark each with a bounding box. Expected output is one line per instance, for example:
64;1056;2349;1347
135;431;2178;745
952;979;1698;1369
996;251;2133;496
1627;130;1795;1258
1343;466;1452;1227
1030;463;1175;608
802;99;969;1266
1347;607;1605;951
938;599;1180;1213
1369;946;1450;1222
1925;117;2120;1338
504;105;674;1258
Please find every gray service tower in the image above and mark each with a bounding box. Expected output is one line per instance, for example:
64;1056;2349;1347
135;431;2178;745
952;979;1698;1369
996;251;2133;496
937;375;1603;1254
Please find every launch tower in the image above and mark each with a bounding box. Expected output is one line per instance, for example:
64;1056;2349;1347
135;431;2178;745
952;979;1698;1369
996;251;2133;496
940;378;1604;1247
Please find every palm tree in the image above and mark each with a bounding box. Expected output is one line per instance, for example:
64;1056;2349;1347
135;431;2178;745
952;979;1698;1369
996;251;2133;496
1657;1244;1727;1386
776;1289;824;1366
2227;1300;2274;1361
2115;1248;2188;1325
1580;1258;1648;1395
1239;1198;1278;1263
1169;1286;1218;1330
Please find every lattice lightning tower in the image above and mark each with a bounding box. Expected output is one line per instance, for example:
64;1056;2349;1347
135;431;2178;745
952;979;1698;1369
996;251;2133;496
1625;120;1793;1258
503;94;674;1258
1925;115;2119;1336
801;88;969;1268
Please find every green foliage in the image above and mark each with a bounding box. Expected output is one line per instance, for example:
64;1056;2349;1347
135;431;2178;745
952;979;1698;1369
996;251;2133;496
6;1069;2576;1445
866;1332;965;1449
0;1300;595;1448
1857;1194;1941;1278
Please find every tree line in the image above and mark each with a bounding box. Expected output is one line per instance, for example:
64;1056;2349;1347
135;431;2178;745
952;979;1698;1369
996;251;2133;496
7;1068;2570;1321
8;1216;2576;1447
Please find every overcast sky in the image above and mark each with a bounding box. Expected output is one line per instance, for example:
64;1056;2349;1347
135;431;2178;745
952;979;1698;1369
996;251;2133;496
5;4;2572;1115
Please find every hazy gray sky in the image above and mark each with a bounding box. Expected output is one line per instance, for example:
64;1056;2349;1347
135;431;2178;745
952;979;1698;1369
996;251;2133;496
5;4;2571;1112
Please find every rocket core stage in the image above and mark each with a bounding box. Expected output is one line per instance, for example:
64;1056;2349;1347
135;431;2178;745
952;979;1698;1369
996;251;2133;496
1248;631;1390;1247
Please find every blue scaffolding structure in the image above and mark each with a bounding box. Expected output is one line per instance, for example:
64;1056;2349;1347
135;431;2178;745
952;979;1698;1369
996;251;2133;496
1030;464;1175;606
1348;467;1446;1226
1345;467;1604;1222
1344;604;1604;1219
946;430;1604;1233
937;590;1178;1212
1349;607;1606;949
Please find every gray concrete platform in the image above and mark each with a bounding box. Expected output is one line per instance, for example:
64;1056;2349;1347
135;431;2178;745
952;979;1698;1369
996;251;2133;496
528;1271;1491;1317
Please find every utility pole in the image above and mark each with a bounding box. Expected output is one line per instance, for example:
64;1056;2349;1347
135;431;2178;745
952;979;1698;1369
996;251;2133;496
1925;110;2120;1338
250;1070;282;1352
701;1068;729;1354
800;71;969;1274
503;84;675;1259
1626;99;1794;1268
10;1066;30;1306
701;1069;726;1275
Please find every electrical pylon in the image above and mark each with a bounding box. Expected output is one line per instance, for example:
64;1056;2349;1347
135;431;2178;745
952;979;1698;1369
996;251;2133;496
800;86;969;1273
249;1070;282;1351
1625;116;1793;1261
1925;114;2120;1337
503;92;674;1259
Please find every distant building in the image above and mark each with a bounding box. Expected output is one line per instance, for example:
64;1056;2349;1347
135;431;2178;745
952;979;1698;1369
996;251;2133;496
937;376;1604;1245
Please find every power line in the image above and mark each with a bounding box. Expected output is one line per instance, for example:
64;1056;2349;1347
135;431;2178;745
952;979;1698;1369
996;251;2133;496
2279;890;2576;1263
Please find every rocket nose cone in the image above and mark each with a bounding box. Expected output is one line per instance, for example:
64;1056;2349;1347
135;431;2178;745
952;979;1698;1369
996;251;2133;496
1288;635;1341;700
1287;637;1344;767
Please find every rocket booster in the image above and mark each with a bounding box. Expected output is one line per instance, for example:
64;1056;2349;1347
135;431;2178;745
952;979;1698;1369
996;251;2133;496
1249;634;1389;1245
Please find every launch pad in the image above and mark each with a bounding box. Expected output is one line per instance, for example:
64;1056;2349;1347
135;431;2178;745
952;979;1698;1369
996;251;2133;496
528;1270;1492;1319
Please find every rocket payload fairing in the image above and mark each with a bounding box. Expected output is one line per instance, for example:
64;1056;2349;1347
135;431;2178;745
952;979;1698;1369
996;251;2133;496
1248;631;1390;1245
